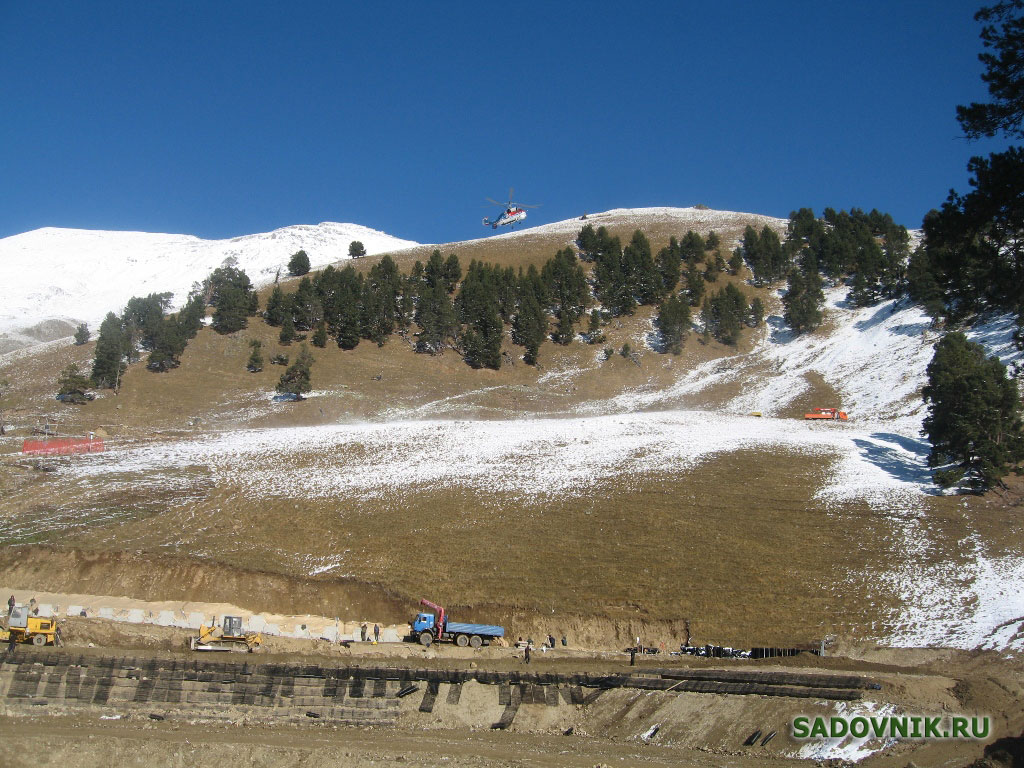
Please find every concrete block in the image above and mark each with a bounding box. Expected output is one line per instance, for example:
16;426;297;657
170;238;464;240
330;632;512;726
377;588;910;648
98;607;114;619
382;628;403;643
321;626;339;643
126;609;145;624
155;611;175;627
262;623;280;636
66;605;84;616
245;615;266;633
186;612;205;628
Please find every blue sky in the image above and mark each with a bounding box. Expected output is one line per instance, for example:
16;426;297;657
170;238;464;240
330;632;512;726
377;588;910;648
0;1;1006;244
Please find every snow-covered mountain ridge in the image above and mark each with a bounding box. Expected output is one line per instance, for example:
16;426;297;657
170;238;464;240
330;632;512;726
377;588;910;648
0;221;419;353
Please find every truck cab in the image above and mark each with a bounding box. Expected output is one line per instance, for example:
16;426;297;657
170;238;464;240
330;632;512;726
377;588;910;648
412;612;437;633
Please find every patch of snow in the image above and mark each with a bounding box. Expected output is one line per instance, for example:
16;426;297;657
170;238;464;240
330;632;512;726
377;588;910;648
0;222;419;345
880;534;1024;653
794;702;899;763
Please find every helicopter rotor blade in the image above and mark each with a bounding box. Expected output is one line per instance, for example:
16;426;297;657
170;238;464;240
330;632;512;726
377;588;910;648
508;187;514;202
519;203;541;209
486;197;504;206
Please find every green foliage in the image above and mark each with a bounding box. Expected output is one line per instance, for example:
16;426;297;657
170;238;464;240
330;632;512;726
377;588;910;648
276;343;314;399
348;241;366;259
740;225;789;285
749;296;765;327
512;285;547;365
684;263;705;307
923;331;1024;490
701;284;749;346
415;280;457;354
57;363;92;403
312;319;328;348
906;246;946;319
541;247;589;320
956;1;1024;140
922;147;1024;320
90;312;126;389
655;237;681;294
657;294;691;354
552;307;575;345
577;223;599;259
246;339;264;372
264;285;287;327
206;265;258;334
586;308;605;344
782;261;825;334
279;313;296;345
288;249;311;276
592;228;661;314
74;323;90;346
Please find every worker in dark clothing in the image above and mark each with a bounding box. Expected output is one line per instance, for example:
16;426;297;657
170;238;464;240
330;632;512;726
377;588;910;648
524;644;531;664
360;623;367;642
547;633;556;649
7;595;14;616
373;624;380;643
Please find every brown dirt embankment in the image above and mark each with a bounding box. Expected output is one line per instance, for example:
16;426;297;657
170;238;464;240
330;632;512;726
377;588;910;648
0;546;409;623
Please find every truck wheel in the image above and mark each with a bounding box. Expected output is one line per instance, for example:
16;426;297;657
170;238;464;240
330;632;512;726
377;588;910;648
469;635;483;649
455;634;469;647
32;634;47;646
419;631;433;647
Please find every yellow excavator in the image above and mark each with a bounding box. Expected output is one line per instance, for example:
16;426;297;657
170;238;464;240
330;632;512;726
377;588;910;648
189;615;262;652
2;605;62;647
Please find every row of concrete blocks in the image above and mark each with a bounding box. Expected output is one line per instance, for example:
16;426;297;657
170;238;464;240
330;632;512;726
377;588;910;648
23;603;403;643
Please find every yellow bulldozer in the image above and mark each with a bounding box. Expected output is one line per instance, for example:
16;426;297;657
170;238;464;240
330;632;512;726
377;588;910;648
189;615;262;652
2;605;62;647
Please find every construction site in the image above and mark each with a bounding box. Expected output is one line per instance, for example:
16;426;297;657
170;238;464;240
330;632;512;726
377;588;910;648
2;208;1023;766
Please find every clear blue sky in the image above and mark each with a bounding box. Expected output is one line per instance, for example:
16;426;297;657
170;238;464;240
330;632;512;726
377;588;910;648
0;1;1006;244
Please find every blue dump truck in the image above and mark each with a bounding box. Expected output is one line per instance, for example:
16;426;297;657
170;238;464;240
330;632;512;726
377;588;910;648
411;598;505;648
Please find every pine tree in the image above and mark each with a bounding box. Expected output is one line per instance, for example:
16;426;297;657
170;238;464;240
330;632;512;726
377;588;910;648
212;286;251;334
91;312;126;389
288;250;311;276
656;237;682;295
782;266;824;334
247;339;264;372
312;319;328;348
415;281;456;354
443;253;462;292
513;290;547;365
728;248;744;275
348;240;366;259
74;323;90;345
264;284;287;326
279;313;296;345
923;331;1024;490
586;308;605;344
276;343;314;399
684;263;705;307
552;307;575;345
749;296;765;327
337;294;361;350
657;295;691;354
57;363;93;403
956;1;1024;140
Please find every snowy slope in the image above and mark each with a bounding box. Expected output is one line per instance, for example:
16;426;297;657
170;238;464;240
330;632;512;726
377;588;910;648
444;206;788;248
0;222;418;351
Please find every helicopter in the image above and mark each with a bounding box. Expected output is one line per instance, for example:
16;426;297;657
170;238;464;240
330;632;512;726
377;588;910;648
483;188;540;229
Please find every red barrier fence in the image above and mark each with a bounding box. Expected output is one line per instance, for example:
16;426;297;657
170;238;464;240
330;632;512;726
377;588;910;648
21;438;105;455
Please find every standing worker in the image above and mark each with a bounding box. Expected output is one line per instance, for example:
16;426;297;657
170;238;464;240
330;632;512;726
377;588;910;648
373;623;380;644
7;595;14;616
524;643;531;664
